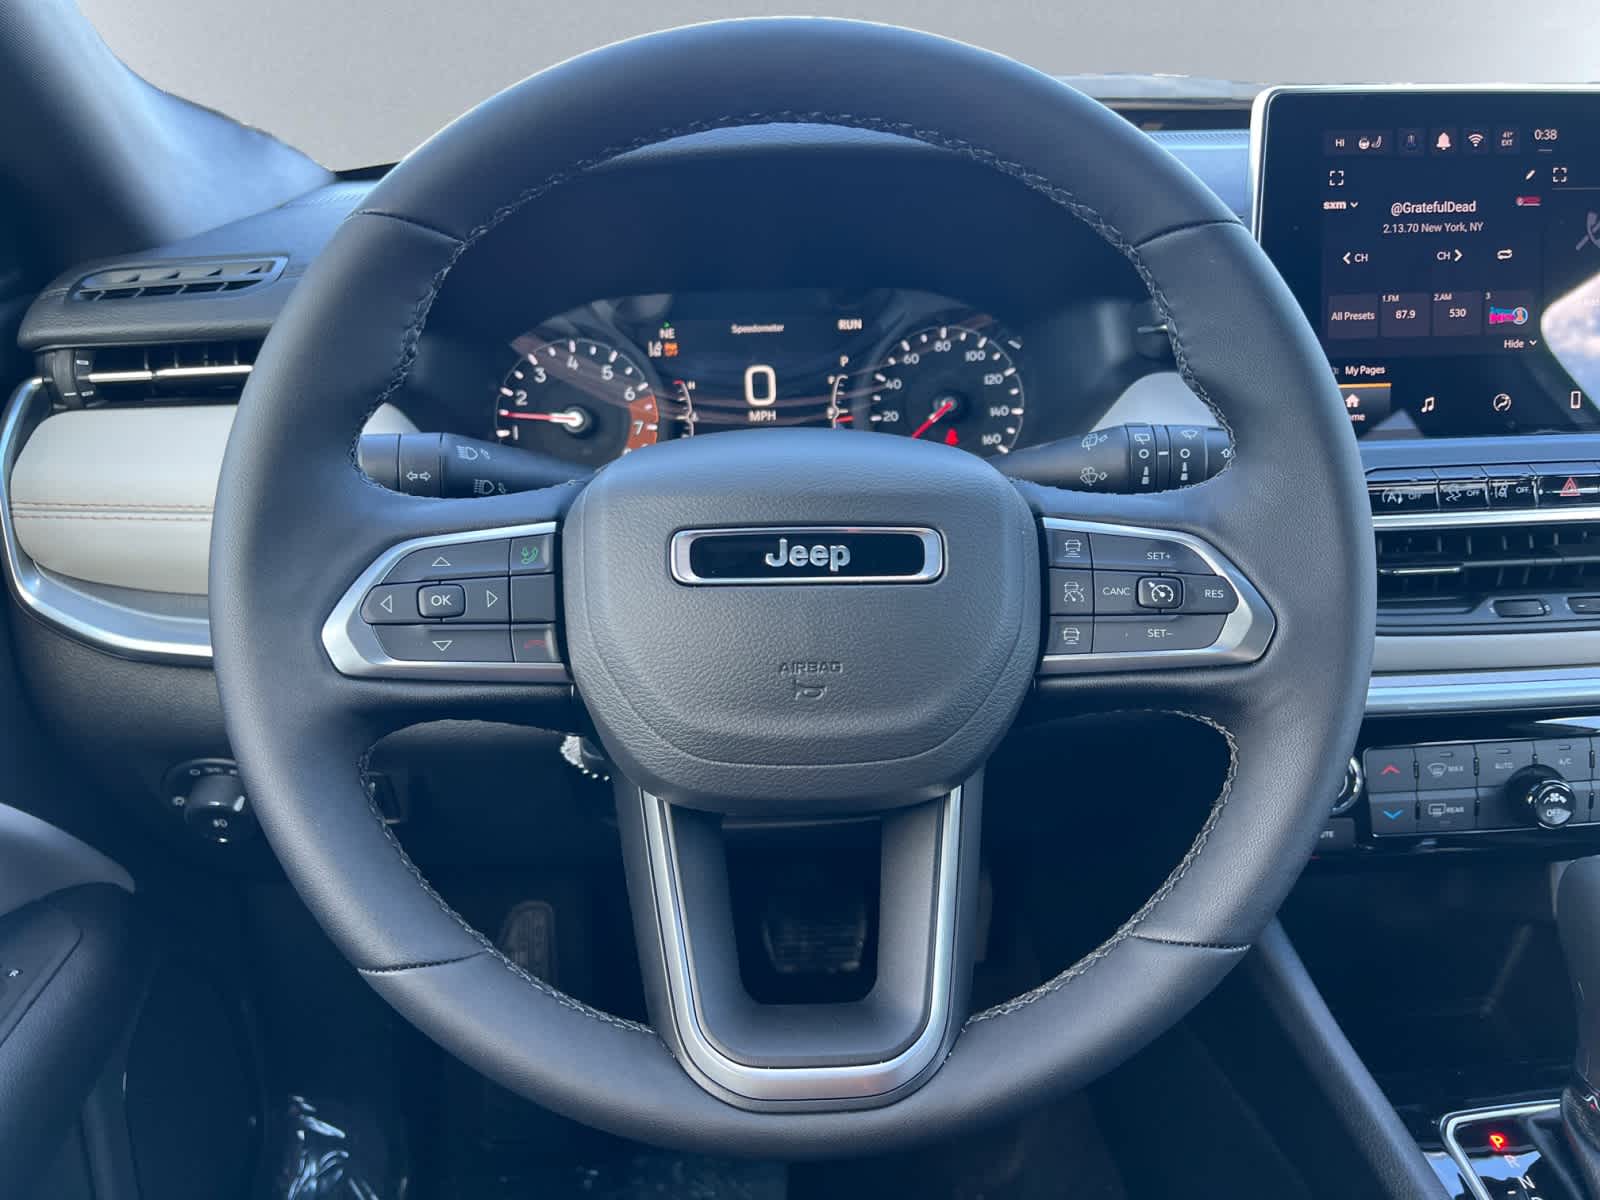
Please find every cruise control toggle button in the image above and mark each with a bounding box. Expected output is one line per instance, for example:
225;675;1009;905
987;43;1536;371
1137;576;1182;610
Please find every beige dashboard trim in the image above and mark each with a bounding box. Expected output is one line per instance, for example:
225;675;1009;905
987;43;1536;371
9;396;415;597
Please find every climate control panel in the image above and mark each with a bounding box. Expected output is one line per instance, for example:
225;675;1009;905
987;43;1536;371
1322;731;1600;852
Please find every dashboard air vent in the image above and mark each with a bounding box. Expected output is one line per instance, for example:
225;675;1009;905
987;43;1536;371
43;341;260;408
69;256;286;301
1375;521;1600;633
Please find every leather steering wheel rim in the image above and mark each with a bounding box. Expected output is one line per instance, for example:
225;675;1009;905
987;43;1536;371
210;18;1374;1157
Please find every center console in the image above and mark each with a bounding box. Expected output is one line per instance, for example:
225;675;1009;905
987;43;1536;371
1257;86;1600;663
1256;86;1600;1200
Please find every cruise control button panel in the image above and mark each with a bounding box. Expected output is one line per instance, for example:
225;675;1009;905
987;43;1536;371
1036;519;1274;674
324;523;567;680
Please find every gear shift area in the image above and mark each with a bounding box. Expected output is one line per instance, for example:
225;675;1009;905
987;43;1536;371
1438;858;1600;1200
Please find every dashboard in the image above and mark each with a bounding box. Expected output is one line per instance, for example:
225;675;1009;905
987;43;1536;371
488;289;1029;465
1254;88;1600;440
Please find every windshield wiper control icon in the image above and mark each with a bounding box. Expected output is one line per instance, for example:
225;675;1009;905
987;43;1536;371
1579;211;1600;253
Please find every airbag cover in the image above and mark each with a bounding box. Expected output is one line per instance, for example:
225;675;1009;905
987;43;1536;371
562;428;1039;811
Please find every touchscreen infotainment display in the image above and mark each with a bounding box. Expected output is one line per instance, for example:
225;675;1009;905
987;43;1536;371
1253;88;1600;439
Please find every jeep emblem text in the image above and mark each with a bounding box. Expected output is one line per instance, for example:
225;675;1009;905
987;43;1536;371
763;537;852;573
670;526;944;585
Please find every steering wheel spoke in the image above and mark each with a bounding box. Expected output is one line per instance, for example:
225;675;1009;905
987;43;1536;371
615;769;983;1108
308;483;584;733
1036;516;1271;674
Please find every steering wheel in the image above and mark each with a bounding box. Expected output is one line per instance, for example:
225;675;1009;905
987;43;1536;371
211;18;1372;1157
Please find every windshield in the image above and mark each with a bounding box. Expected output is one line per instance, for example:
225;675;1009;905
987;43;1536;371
82;0;1599;170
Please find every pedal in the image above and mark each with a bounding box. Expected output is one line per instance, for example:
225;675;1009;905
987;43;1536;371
495;900;558;985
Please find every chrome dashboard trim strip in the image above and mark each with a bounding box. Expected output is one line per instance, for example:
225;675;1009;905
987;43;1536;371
1439;1099;1560;1200
639;785;962;1104
669;525;944;586
1037;517;1276;674
321;521;570;682
1367;668;1600;716
85;363;254;385
0;379;214;664
1374;504;1600;530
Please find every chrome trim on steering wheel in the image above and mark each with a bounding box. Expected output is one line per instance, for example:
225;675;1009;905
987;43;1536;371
638;785;963;1104
321;521;570;682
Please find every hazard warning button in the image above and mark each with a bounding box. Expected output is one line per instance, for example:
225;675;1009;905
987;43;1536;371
1536;465;1600;506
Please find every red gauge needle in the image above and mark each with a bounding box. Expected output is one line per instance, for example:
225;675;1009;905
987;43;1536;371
909;399;956;440
497;407;587;431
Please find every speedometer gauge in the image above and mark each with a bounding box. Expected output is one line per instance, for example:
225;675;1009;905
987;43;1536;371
856;322;1024;457
494;333;659;465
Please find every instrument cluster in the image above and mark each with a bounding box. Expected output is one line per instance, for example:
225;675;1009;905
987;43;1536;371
491;288;1030;465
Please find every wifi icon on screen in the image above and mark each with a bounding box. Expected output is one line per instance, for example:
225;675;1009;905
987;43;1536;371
1466;130;1487;150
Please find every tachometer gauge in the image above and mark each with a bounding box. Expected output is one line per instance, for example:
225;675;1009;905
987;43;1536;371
494;333;659;465
856;321;1024;456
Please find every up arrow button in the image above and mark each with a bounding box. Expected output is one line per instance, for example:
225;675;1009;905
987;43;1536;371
384;538;510;582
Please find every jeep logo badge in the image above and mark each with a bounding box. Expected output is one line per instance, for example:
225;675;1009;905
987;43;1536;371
670;527;943;585
763;537;851;573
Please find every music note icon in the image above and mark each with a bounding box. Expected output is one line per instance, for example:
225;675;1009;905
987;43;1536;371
1420;396;1436;413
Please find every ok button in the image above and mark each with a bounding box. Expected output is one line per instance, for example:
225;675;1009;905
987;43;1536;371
418;584;465;619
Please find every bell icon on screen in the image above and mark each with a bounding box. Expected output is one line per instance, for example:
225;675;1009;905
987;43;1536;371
1435;131;1453;152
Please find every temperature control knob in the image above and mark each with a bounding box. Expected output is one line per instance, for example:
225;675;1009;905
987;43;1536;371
1508;766;1579;830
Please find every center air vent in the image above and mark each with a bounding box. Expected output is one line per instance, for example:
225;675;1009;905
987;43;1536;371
41;341;260;408
1376;521;1600;633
